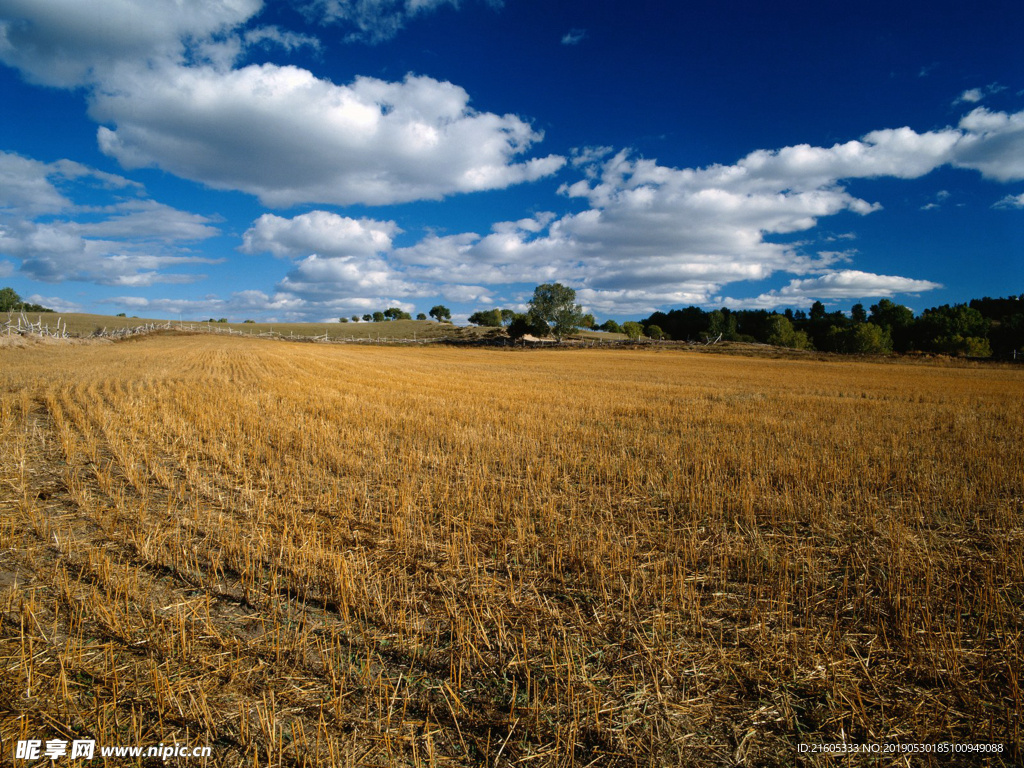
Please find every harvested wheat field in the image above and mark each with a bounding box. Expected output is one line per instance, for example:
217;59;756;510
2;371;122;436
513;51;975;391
1;334;1021;766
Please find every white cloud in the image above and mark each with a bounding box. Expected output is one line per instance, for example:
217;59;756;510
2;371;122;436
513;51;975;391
3;1;559;207
93;66;565;206
0;150;140;216
25;293;82;312
0;0;262;87
1;218;219;285
378;113;1024;313
561;28;586;45
993;192;1024;209
277;253;416;299
0;260;13;277
953;108;1024;182
240;211;398;258
953;83;1007;106
0;151;221;286
719;271;942;309
955;88;984;105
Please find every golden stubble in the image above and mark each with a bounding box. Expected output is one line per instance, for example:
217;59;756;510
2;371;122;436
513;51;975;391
1;335;1021;766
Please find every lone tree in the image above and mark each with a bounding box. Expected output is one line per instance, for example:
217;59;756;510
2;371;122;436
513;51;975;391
0;287;21;312
429;305;451;322
527;282;584;342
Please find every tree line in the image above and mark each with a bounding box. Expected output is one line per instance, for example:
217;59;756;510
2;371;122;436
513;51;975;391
638;296;1024;358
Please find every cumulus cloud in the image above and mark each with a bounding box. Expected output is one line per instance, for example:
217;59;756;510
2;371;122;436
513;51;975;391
953;108;1024;182
719;271;942;309
247;108;1023;315
92;67;564;206
2;1;561;207
0;0;262;87
240;211;398;258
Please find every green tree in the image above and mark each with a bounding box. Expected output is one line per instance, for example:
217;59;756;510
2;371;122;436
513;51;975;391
621;321;644;340
527;282;584;341
383;307;411;321
766;315;811;349
429;305;451;322
362;314;372;322
339;317;349;323
706;309;736;341
500;308;516;326
579;313;596;329
851;303;867;323
372;311;385;322
507;312;550;341
351;315;360;322
646;324;665;340
468;308;503;327
598;319;622;334
416;312;427;320
0;287;22;311
846;323;893;354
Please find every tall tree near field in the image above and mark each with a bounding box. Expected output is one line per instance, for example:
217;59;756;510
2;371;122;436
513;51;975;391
527;282;584;342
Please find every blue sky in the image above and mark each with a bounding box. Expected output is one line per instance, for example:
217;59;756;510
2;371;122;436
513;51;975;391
0;0;1021;323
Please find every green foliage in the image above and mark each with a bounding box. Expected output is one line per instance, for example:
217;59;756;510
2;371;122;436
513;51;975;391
352;315;360;322
506;312;550;340
362;314;372;322
646;324;665;340
468;308;503;327
598;319;622;334
339;317;349;323
706;309;736;341
416;313;427;320
383;307;412;321
429;305;452;322
621;321;644;340
579;313;596;329
116;312;127;317
372;311;385;322
217;318;228;323
244;319;256;324
767;315;811;349
528;282;584;341
825;323;893;354
0;287;21;312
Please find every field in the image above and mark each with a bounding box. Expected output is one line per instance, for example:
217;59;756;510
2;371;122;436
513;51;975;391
1;335;1021;766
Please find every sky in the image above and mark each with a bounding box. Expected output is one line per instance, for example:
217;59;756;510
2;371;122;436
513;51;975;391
0;0;1021;323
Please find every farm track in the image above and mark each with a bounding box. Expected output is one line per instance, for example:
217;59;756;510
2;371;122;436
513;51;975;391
1;334;1022;766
